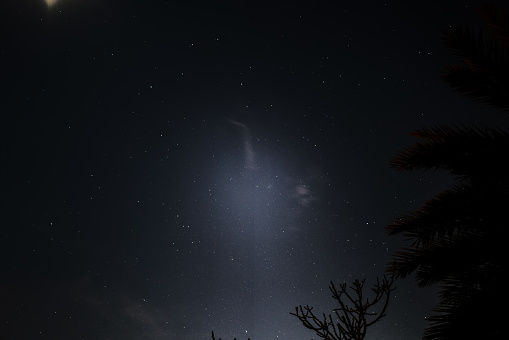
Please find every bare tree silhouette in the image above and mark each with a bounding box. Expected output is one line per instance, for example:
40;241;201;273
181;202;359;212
211;330;250;340
291;276;395;340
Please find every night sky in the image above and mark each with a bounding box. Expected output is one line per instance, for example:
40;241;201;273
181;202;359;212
2;1;508;339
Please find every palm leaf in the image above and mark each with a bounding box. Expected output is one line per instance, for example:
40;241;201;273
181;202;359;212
441;26;508;69
440;4;509;110
441;65;509;110
423;271;505;340
479;1;509;44
390;124;509;180
389;228;487;287
387;184;477;244
387;3;509;338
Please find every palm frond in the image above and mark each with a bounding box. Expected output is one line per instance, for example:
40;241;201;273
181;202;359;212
441;65;509;110
479;1;509;44
391;124;509;179
441;26;508;69
387;181;509;241
388;229;485;287
387;4;509;338
387;184;477;243
440;3;509;111
423;272;505;340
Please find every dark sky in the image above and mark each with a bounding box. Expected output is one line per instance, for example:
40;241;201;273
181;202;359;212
2;0;508;339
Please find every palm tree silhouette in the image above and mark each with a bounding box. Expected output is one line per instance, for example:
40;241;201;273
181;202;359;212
387;3;509;339
388;124;509;338
441;2;509;111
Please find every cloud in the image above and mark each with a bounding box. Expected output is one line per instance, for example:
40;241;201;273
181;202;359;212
292;183;317;208
0;272;173;339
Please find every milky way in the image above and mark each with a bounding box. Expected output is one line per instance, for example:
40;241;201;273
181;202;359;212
4;1;503;339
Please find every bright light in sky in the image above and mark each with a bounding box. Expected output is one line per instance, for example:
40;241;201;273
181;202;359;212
44;0;59;7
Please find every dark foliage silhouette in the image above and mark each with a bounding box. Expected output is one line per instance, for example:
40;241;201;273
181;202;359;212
441;2;509;111
211;330;249;340
388;125;509;339
388;3;509;339
291;276;395;340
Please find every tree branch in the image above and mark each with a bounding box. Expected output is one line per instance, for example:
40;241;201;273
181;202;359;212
291;276;395;340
